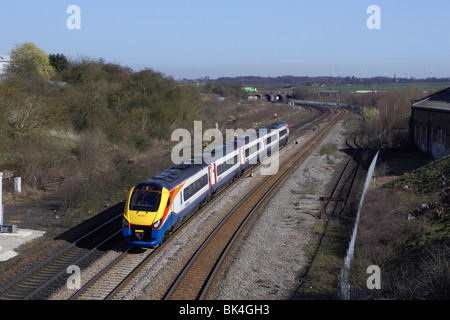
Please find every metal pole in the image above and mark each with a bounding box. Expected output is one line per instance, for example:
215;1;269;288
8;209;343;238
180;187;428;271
0;172;3;226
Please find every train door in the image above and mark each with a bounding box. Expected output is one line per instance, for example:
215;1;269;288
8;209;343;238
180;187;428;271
209;164;216;192
239;147;244;171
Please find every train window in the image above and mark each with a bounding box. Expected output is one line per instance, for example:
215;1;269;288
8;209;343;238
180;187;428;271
183;188;189;201
184;174;208;201
217;156;238;176
280;129;287;137
267;133;277;145
246;144;258;158
130;189;162;212
195;180;201;192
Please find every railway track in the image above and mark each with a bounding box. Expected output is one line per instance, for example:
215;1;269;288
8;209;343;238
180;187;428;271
163;108;348;300
69;245;148;300
294;131;365;296
0;104;336;300
67;104;334;300
320;137;363;219
0;213;124;300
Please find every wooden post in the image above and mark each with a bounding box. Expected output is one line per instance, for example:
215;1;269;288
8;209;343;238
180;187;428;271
319;196;348;219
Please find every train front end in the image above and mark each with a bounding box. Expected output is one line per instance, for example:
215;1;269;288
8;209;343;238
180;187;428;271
122;182;170;247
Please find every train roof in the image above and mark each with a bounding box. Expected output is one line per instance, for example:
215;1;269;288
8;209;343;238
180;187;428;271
265;121;288;129
145;162;207;190
139;121;288;190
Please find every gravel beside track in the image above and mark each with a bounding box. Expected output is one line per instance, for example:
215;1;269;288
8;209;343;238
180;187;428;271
120;114;351;300
106;119;328;300
206;121;349;300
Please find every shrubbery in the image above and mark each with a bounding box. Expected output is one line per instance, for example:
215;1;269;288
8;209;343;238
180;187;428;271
0;43;207;225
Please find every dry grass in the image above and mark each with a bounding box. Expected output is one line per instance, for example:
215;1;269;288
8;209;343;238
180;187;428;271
301;219;353;299
350;154;450;299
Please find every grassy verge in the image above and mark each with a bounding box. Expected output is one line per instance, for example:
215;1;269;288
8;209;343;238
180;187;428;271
350;152;450;299
298;218;353;299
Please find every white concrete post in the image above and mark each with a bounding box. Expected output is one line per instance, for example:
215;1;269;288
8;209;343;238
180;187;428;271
0;172;3;226
14;177;21;194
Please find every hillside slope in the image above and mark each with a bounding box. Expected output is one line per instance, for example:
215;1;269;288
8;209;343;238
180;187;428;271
351;153;449;299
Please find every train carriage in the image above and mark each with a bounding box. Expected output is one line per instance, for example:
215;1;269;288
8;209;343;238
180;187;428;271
123;121;290;247
122;162;210;247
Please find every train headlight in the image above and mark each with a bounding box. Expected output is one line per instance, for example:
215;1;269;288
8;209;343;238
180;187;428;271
122;217;129;228
153;219;162;229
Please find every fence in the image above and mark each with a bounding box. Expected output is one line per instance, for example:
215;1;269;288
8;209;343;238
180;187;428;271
338;131;384;300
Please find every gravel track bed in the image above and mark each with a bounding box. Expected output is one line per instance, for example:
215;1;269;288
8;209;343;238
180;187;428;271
104;124;320;300
207;122;349;300
120;119;349;300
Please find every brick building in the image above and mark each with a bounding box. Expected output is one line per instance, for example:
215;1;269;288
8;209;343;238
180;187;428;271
411;87;450;158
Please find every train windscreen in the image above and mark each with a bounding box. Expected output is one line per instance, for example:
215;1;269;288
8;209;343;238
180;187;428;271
129;183;162;212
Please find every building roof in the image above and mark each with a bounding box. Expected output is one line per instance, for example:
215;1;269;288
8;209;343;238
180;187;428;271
412;87;450;113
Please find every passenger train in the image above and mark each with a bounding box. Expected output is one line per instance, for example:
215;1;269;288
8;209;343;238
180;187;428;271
122;121;290;247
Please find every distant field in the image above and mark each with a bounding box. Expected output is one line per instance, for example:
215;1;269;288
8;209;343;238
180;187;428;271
321;82;450;94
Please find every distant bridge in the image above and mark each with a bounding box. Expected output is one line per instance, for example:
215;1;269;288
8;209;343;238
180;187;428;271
247;89;341;102
248;92;286;102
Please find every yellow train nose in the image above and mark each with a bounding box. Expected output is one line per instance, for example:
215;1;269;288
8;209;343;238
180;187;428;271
124;185;170;228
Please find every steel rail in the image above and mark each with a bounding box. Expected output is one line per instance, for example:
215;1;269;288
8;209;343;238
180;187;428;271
0;213;123;300
164;108;347;300
69;104;331;300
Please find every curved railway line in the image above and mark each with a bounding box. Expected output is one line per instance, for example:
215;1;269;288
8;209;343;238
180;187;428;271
320;137;363;219
0;214;124;300
293;129;366;297
69;103;335;300
0;103;351;300
163;107;348;300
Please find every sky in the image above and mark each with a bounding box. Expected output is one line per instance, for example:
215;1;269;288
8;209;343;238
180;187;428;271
1;0;449;80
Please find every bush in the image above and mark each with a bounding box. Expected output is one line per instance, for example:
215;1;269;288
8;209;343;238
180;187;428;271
114;157;142;192
75;175;105;215
320;143;337;156
131;132;149;151
149;122;170;140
